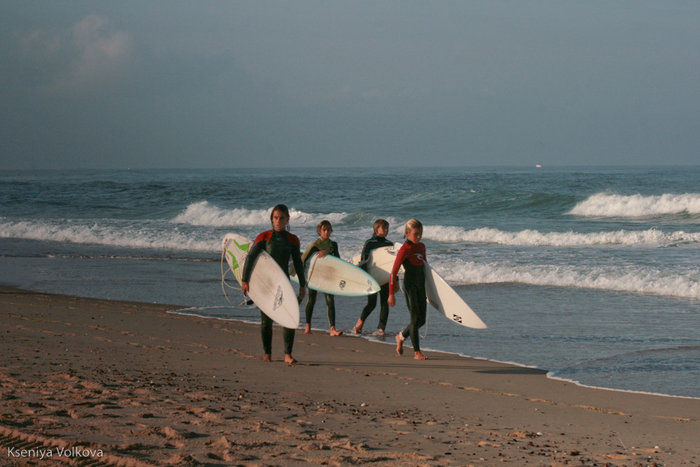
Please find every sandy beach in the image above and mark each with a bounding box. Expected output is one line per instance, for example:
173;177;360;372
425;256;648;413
0;286;698;466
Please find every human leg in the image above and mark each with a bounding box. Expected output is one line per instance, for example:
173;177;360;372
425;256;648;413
325;293;336;328
377;283;390;332
283;327;296;364
304;289;317;333
326;294;343;336
404;282;427;357
260;312;273;361
355;292;378;334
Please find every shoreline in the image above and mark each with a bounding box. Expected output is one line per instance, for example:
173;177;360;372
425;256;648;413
2;286;699;465
172;307;700;402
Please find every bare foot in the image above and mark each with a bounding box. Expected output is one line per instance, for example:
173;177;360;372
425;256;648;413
284;354;297;365
304;323;311;334
395;334;404;356
414;351;428;360
330;327;344;336
263;354;272;362
374;329;386;337
354;319;364;334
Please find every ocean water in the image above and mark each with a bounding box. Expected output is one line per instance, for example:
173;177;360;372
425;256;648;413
1;166;698;399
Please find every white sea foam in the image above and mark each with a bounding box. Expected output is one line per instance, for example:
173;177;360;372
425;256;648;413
0;220;217;252
422;225;700;247
569;193;700;218
171;201;348;227
172;202;270;226
437;259;700;300
545;372;700;400
4;216;699;299
5;216;699;253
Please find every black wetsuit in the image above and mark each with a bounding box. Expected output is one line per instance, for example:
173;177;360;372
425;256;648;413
242;229;306;355
303;238;339;327
359;235;393;331
390;240;427;352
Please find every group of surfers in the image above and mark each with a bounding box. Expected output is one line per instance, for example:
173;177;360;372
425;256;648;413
241;204;429;364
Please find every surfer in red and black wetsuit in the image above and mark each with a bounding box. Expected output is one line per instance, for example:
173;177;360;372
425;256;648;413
388;219;428;360
242;204;306;364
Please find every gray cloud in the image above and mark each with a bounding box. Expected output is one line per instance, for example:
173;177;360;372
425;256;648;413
17;14;132;95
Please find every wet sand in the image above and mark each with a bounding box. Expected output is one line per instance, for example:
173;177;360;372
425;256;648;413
1;286;698;465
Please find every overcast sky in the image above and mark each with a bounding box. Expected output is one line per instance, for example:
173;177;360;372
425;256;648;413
1;1;698;169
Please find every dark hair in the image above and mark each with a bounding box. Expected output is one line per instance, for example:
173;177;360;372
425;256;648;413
270;204;290;222
317;219;332;235
373;219;389;235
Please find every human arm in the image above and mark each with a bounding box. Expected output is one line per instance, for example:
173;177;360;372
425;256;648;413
241;232;267;295
316;240;339;258
241;236;266;295
387;243;407;305
297;286;306;303
331;241;340;258
358;239;372;270
291;241;307;289
301;240;318;264
292;245;307;302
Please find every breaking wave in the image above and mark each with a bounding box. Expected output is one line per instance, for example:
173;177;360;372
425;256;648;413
2;218;699;299
437;259;700;300
569;193;700;218
0;219;216;252
171;201;348;227
421;225;700;247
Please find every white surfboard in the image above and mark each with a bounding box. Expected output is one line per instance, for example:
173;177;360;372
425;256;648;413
291;252;381;297
424;262;487;329
222;233;300;329
351;244;402;286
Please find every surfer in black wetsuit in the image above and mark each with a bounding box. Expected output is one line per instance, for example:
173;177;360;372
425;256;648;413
242;204;306;364
354;219;393;336
388;219;428;360
302;220;343;336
